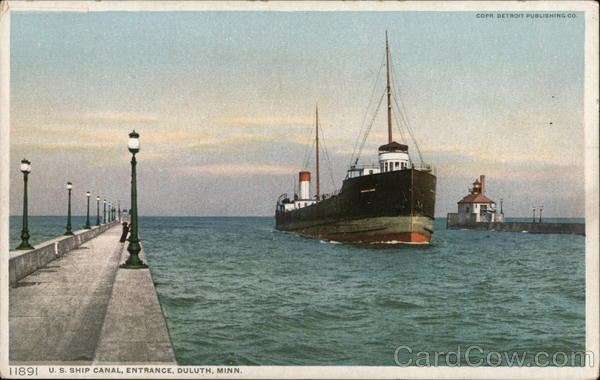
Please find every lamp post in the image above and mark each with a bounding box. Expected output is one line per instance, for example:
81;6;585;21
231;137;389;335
532;207;536;223
64;182;74;235
121;130;147;269
103;199;106;224
539;205;543;223
84;191;91;229
15;159;34;250
118;200;121;221
96;196;100;226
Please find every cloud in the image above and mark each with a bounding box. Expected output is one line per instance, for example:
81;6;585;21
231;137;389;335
484;152;550;164
142;129;215;144
331;147;356;156
14;140;122;153
420;144;471;154
14;109;329;157
436;159;583;182
420;143;579;168
60;111;159;124
208;115;315;127
179;129;320;150
182;132;275;149
12;123;216;150
175;164;301;177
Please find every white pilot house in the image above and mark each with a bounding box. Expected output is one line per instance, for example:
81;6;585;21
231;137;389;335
347;142;410;178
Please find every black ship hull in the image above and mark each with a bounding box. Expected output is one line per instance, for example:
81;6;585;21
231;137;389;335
275;169;436;243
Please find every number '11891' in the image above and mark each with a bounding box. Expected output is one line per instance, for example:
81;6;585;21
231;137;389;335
9;367;38;377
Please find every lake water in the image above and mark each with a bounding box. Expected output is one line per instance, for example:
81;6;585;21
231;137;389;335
9;216;586;366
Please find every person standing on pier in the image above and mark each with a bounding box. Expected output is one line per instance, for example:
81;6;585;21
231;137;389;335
119;222;130;243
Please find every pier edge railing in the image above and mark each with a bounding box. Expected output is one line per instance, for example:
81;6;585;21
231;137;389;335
9;220;121;287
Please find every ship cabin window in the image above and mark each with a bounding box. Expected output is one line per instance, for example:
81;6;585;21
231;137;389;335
466;206;470;212
395;162;399;169
384;162;388;172
369;170;373;175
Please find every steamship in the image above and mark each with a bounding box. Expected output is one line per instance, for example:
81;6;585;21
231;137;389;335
275;33;436;243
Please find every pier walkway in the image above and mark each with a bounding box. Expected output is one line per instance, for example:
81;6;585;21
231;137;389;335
9;224;176;365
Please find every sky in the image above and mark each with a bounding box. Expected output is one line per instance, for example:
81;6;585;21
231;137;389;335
9;10;585;217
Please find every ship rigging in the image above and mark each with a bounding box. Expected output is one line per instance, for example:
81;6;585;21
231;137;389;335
349;31;431;178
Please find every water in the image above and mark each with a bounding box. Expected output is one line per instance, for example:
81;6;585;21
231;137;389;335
9;216;585;366
8;215;98;249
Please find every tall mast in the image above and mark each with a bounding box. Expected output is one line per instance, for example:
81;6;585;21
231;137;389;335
315;104;320;200
385;30;393;144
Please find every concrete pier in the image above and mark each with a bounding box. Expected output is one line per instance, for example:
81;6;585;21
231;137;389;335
446;215;585;235
9;224;176;365
9;221;120;287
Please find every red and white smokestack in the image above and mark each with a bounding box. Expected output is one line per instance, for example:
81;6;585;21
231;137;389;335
480;175;486;195
299;171;311;200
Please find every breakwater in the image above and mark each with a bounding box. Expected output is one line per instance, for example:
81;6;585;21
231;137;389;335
447;215;584;235
9;220;120;287
9;222;176;365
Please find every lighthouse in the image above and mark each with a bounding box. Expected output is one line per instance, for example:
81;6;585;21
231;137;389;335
454;175;504;223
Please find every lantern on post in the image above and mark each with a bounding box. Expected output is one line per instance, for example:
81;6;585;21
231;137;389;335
15;159;34;250
121;130;147;269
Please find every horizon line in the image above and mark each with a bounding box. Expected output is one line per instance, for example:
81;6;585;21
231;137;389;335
8;215;586;219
